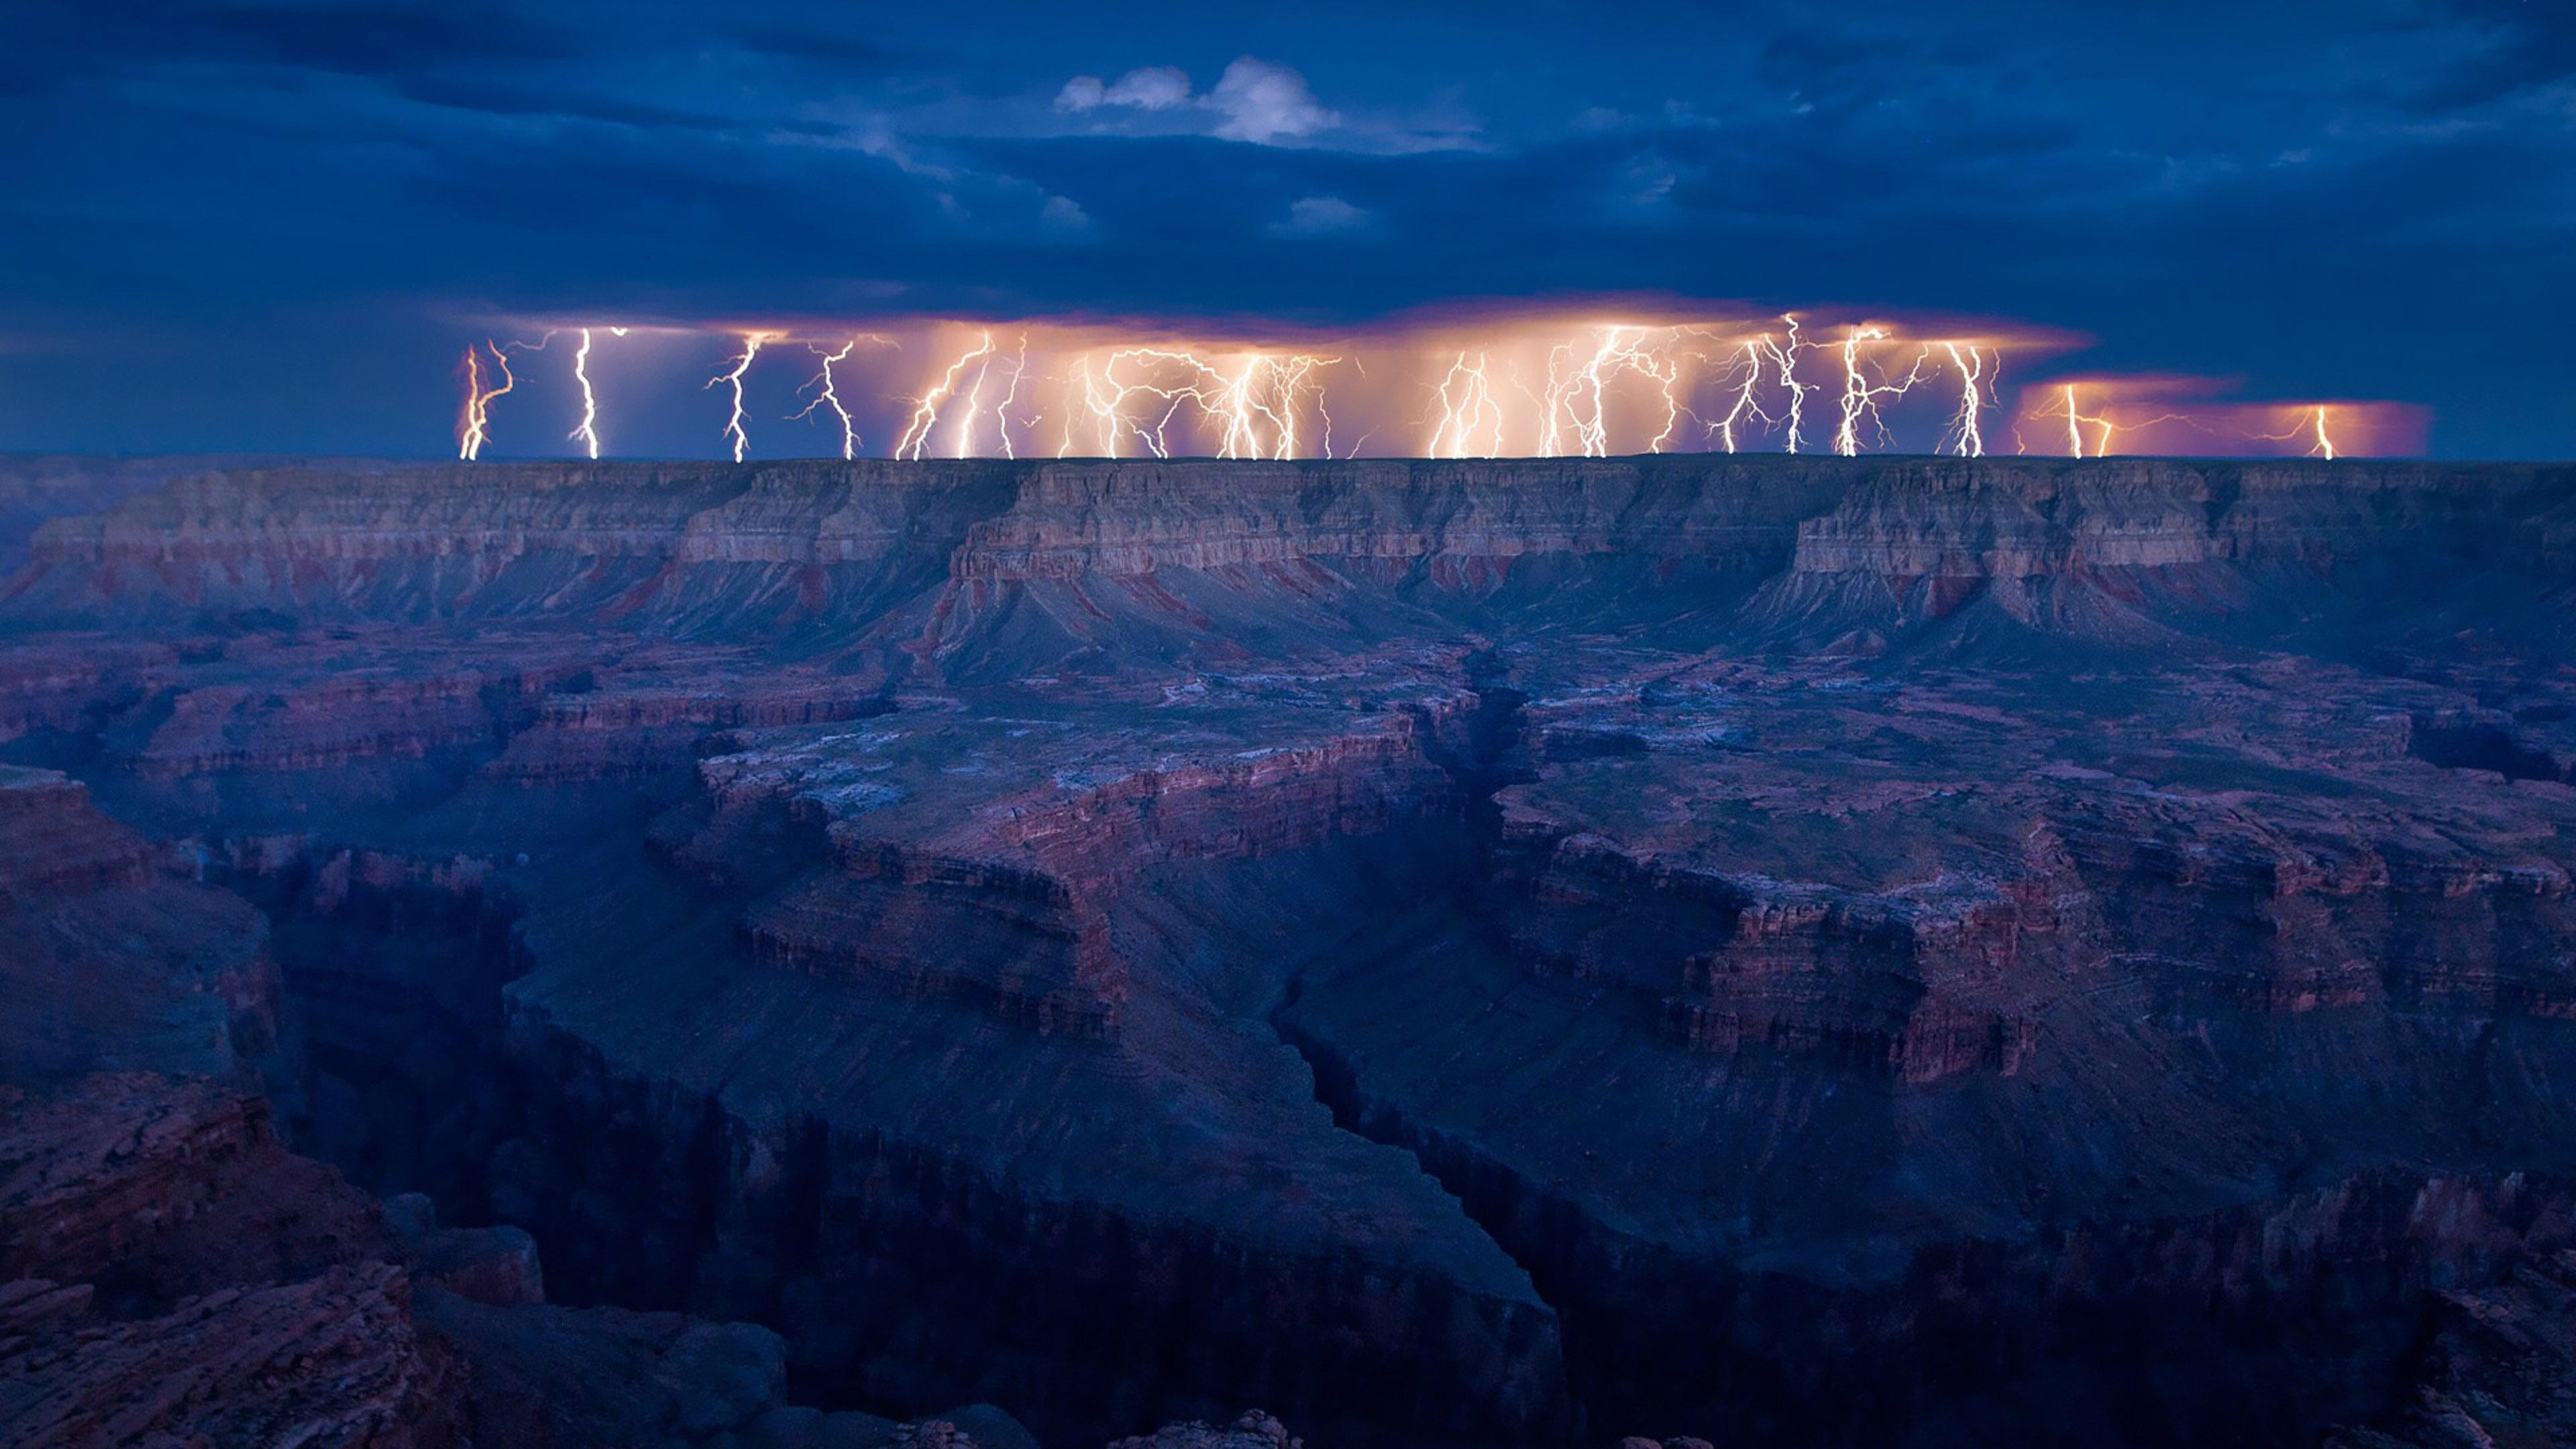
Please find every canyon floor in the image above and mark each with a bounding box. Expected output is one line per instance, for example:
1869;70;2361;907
2;453;2573;1448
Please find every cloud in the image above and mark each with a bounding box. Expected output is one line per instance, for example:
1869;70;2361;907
1209;58;1337;144
1057;64;1191;113
1050;58;1340;148
1104;65;1191;111
1272;195;1368;235
1040;193;1091;232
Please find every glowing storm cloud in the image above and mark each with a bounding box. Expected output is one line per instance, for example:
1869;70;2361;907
449;305;2430;462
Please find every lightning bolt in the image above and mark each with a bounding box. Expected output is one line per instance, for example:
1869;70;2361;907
896;332;996;461
944;333;1041;460
1761;315;1814;454
2058;383;2112;458
1320;356;1356;459
792;341;860;460
1226;352;1332;459
1230;355;1289;458
1429;352;1503;458
708;333;769;463
994;333;1030;460
1941;342;1992;458
1061;354;1136;458
568;328;604;460
458;345;506;462
2041;384;2193;458
1530;327;1682;458
1108;350;1199;458
1063;348;1336;460
1707;340;1770;455
2254;404;2340;460
455;332;554;460
954;345;1002;460
1832;327;1929;457
1219;355;1265;458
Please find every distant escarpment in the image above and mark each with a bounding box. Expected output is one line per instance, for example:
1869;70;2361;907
9;457;2569;662
3;455;2575;1448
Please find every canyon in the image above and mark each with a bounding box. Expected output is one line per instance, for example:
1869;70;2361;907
1;453;2573;1446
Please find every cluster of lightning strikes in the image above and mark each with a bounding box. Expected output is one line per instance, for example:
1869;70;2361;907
1428;353;1503;457
1036;345;1338;461
1529;328;1683;458
453;316;2385;463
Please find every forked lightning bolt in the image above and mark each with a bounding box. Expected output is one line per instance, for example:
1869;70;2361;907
993;334;1031;460
2059;383;2112;458
1709;341;1770;455
1763;315;1814;454
2255;405;2339;460
1530;327;1682;458
1833;327;1929;458
794;341;860;460
1941;343;1991;458
568;328;608;460
455;332;554;461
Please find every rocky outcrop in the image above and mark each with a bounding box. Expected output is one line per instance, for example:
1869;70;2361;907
1497;829;2048;1083
0;1074;458;1446
0;765;150;901
0;1071;820;1449
0;1073;382;1297
0;1260;468;1449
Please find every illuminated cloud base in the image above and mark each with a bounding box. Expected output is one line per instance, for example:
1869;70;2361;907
454;306;2428;464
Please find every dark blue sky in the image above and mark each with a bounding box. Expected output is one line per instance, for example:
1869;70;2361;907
2;0;2569;458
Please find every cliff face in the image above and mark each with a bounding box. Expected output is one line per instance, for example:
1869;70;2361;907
3;455;2575;1448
